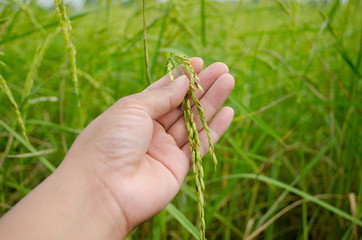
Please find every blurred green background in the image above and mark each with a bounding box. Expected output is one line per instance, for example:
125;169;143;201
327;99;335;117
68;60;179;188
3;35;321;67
0;0;361;239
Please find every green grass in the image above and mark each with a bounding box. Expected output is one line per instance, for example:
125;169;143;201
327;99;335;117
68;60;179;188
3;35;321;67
0;0;361;239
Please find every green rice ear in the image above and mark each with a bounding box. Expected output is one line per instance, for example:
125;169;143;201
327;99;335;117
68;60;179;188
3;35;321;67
166;53;217;240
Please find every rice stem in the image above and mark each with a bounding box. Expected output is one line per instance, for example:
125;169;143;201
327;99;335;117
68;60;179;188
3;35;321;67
0;74;29;143
54;0;83;128
142;0;152;85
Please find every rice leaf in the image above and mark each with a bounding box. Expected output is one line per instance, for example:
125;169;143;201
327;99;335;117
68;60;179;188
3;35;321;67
165;203;200;240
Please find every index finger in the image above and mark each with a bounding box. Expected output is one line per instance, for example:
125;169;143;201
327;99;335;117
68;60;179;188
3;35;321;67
144;57;204;91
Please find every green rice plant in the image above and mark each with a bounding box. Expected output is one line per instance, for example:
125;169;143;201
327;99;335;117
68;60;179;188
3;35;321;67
200;0;206;46
165;203;199;239
0;74;28;143
54;0;83;127
1;0;361;238
0;120;55;172
21;33;54;104
0;7;100;44
142;0;152;84
10;0;46;35
166;53;217;240
209;173;362;227
150;4;170;77
77;69;114;105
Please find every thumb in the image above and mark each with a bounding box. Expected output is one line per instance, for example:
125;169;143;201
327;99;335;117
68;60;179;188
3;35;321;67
125;75;189;119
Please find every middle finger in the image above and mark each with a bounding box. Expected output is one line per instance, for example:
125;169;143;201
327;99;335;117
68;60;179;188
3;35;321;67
156;62;229;130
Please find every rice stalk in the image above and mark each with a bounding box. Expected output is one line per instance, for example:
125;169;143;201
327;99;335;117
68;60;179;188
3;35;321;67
77;69;114;105
200;0;206;46
0;120;56;172
150;5;170;76
21;33;53;103
0;132;13;167
60;57;68;153
166;53;217;240
54;0;83;127
211;173;362;227
0;74;29;143
10;0;47;35
142;0;152;84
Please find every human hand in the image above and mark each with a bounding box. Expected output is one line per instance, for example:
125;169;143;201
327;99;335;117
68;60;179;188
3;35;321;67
61;58;235;236
0;58;234;240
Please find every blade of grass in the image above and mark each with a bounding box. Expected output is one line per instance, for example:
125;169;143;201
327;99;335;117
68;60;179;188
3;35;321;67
256;140;335;227
142;0;152;85
303;0;339;76
204;177;236;226
0;74;28;142
10;0;46;35
320;12;361;77
113;11;167;57
226;136;259;171
0;134;13;167
341;212;362;240
210;173;362;227
150;6;170;77
245;180;260;235
165;203;200;240
247;194;343;240
348;193;358;239
1;9;20;40
25;119;81;135
233;93;295;122
0;7;103;44
229;94;285;146
245;199;304;240
7;148;56;158
54;0;83;128
200;0;206;46
77;69;114;105
21;33;54;103
214;212;244;238
60;57;68;153
300;147;309;240
0;120;56;172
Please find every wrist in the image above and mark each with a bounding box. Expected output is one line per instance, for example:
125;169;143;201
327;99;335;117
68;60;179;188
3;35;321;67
57;156;130;239
0;156;129;240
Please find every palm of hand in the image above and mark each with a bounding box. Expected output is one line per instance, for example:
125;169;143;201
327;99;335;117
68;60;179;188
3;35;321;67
67;59;234;232
91;104;189;228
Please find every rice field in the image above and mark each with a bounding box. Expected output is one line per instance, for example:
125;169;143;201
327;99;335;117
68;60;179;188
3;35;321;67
0;0;361;239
